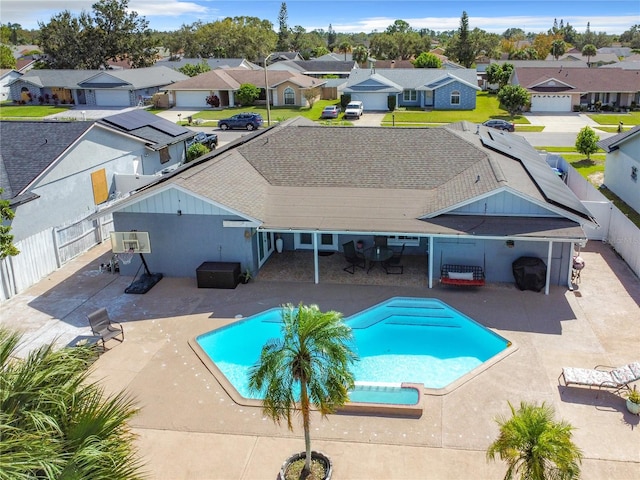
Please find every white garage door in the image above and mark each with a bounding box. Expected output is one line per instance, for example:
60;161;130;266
94;89;131;106
350;93;388;112
530;94;572;112
176;91;209;108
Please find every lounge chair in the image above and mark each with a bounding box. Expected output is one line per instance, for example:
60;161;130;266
87;307;124;348
558;361;640;394
342;241;365;274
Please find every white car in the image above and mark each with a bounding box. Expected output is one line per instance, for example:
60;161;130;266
344;101;364;118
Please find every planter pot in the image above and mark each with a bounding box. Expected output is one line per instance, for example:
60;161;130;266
279;451;332;480
275;237;283;253
626;399;640;415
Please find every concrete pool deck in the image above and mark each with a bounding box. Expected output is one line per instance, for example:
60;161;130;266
1;241;639;479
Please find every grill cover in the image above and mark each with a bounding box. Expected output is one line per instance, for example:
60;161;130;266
512;256;547;292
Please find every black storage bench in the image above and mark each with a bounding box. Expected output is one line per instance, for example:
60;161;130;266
196;262;241;289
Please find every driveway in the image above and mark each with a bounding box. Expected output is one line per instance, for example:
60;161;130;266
523;112;601;133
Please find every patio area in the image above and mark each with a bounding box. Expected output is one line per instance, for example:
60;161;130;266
1;241;638;479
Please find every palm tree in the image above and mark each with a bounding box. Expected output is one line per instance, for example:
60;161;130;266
0;328;143;479
487;401;583;480
581;44;597;67
248;303;357;478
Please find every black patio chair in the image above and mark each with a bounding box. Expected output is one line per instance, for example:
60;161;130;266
342;241;365;274
373;235;388;247
384;244;405;274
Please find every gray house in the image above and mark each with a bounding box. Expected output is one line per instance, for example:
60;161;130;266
98;118;596;294
344;68;480;111
598;125;640;214
8;66;187;107
0;110;196;299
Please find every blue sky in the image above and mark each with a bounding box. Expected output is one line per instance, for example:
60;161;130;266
3;0;639;34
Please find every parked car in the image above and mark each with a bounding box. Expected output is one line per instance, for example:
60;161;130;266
320;105;340;119
482;119;515;132
218;113;263;131
344;101;364;119
187;132;218;149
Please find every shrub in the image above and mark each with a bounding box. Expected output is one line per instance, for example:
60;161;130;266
340;93;351;110
387;95;396;111
206;94;220;108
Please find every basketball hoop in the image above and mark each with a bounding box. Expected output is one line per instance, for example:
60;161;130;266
117;248;135;265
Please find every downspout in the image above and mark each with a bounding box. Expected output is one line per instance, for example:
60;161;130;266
544;240;553;295
428;236;434;288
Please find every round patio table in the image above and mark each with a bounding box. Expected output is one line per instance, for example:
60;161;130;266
365;246;394;273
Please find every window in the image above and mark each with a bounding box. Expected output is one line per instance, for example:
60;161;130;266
403;90;417;101
284;87;295;105
387;235;420;247
451;90;460;105
159;147;171;164
90;169;108;204
632;166;638;182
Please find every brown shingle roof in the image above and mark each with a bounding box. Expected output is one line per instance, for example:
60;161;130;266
163;69;323;91
514;67;640;93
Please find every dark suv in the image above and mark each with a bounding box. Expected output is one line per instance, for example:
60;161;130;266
217;113;263;131
482;119;515;132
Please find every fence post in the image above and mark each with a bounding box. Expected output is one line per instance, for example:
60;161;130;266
52;227;62;268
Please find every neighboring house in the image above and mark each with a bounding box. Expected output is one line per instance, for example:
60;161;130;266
267;60;358;78
554;52;619;66
259;52;304;66
0;69;21;101
95;117;595;295
598;125;640;214
315;52;355;62
0;110;196;300
344;68;480;111
162;69;326;108
510;67;640;112
8;66;187;107
155;57;261;71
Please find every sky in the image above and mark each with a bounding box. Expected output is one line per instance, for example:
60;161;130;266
1;0;639;34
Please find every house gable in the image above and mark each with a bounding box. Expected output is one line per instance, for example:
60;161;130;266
528;77;575;90
79;72;131;88
446;189;565;217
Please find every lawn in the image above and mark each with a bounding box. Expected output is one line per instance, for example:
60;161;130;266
381;91;530;125
588;111;640;126
0;104;73;119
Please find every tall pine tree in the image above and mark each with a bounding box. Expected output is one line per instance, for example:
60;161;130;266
276;2;290;51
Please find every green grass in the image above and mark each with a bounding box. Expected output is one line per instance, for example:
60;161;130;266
588;111;640;126
0;104;72;119
599;187;640;228
381;92;530;124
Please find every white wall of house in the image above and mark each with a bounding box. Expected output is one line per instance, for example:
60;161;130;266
603;135;640;213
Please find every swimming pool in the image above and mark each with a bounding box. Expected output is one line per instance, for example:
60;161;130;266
193;297;511;403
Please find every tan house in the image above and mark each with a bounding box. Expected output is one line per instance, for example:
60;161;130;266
162;69;326;109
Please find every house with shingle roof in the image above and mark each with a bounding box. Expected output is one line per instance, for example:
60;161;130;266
94;118;596;294
154;57;261;71
162;68;326;108
0;111;196;299
267;59;358;78
598;125;640;214
510;67;640;112
8;66;187;107
344;68;480;111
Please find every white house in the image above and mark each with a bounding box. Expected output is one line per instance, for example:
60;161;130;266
598;125;640;214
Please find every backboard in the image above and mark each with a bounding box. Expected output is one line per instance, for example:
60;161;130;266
110;231;151;254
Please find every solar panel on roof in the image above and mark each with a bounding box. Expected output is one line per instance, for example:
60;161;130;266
480;132;594;221
102;110;189;137
149;120;189;136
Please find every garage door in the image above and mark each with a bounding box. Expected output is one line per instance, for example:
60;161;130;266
176;91;209;108
530;94;572;112
94;90;131;107
350;93;388;112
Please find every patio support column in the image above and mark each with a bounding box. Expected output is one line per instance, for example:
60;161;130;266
568;242;575;291
313;232;319;284
428;236;434;288
545;240;553;295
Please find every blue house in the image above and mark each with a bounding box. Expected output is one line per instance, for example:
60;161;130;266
344;68;480;111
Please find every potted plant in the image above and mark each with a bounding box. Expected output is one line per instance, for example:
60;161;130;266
625;386;640;415
239;268;252;284
248;303;358;480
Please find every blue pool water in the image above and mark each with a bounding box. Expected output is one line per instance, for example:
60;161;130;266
196;297;510;400
349;383;419;405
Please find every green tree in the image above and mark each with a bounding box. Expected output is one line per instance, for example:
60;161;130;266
338;40;351;60
0;190;19;260
369;33;399;60
452;11;475;67
236;83;260;105
303;87;320;108
575;126;600;160
177;61;211;77
0;328;143;478
0;44;16;69
38;0;157;69
327;24;336;50
485;63;513;90
352;45;368;65
248;303;357;477
276;2;290;51
310;45;330;58
551;39;566;60
487;401;583;480
581;43;597;66
497;84;529;117
413;52;442;68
